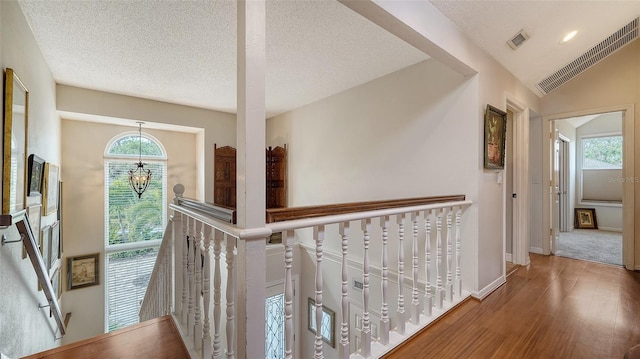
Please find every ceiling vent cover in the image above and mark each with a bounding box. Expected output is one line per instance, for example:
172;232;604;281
507;30;530;50
537;17;639;95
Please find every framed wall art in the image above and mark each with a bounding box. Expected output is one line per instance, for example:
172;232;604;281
27;154;44;196
483;104;507;170
575;208;598;229
40;225;51;273
67;253;100;290
24;204;42;259
50;221;60;271
42;163;59;216
2;68;29;215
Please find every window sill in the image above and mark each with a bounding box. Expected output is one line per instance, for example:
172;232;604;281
578;201;622;208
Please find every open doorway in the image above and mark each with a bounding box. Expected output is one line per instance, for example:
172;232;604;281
544;109;633;267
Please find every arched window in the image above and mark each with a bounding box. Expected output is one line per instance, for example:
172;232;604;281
104;130;167;332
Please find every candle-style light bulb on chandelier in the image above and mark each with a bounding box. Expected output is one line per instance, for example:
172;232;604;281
128;122;152;198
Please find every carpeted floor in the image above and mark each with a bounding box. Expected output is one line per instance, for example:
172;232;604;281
556;229;622;266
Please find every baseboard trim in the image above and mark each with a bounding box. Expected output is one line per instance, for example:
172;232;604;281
529;247;544;254
598;227;622;232
471;275;506;300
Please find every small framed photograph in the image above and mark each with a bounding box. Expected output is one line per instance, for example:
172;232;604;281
25;204;42;259
27;154;45;196
308;297;336;348
484;104;508;170
575;208;598;229
67;253;100;290
42;163;59;216
40;225;51;275
50;221;61;270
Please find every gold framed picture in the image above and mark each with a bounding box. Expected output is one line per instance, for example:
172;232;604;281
2;68;29;215
42;163;59;216
575;208;598;229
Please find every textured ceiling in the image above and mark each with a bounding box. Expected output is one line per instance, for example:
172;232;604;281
429;0;640;97
17;0;428;117
17;1;640;118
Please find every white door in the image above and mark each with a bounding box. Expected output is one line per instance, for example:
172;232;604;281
551;126;560;254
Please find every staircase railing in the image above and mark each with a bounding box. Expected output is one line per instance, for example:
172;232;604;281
142;185;472;358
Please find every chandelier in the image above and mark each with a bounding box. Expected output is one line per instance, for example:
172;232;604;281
128;122;152;198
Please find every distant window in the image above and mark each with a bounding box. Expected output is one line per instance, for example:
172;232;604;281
104;131;167;331
581;135;622;203
582;136;622;169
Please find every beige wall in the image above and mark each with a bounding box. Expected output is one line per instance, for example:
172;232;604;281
0;1;62;357
56;85;237;203
541;39;639;264
60;120;197;343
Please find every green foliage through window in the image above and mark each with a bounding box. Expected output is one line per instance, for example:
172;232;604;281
108;135;163;157
582;136;622;169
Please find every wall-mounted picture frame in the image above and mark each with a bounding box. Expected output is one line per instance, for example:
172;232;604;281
483;104;507;170
3;68;29;215
575;208;598;229
50;221;60;271
40;225;51;274
308;297;336;348
67;253;100;290
27;154;44;196
51;268;61;300
42;163;59;216
25;204;42;260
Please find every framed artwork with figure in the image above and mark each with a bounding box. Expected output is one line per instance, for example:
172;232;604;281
484;104;507;170
67;253;99;290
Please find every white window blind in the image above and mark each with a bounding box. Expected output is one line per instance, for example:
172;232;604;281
104;132;167;332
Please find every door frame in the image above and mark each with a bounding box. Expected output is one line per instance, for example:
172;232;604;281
505;96;531;266
542;105;635;269
558;134;571;233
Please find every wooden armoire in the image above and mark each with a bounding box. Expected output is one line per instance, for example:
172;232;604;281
214;144;287;209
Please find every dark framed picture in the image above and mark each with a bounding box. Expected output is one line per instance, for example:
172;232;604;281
308;297;335;348
27;154;44;196
575;208;598;229
2;68;29;215
67;253;100;290
483;104;507;169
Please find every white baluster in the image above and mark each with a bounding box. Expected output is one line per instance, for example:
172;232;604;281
424;211;432;317
435;210;444;309
455;207;463;297
225;234;236;359
283;230;295;359
313;226;325;359
338;223;350;359
202;225;212;358
396;213;406;335
446;210;453;303
361;219;371;358
188;218;196;337
213;230;223;358
194;222;203;350
181;213;189;324
379;216;390;345
410;212;420;325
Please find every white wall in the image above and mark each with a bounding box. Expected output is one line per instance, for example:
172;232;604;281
60;120;197;343
0;1;62;357
56;85;237;203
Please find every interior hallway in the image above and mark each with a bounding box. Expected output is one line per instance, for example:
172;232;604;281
384;254;640;358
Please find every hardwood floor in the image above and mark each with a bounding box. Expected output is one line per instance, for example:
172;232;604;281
22;316;190;359
384;254;640;358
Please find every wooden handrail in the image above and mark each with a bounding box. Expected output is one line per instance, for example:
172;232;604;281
266;195;466;223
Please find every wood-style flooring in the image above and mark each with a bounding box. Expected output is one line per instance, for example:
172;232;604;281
384;254;640;358
22;315;190;359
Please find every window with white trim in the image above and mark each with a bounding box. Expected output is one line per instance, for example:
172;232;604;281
580;135;622;203
104;131;167;332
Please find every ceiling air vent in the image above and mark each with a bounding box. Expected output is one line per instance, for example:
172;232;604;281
507;30;530;50
537;17;639;95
